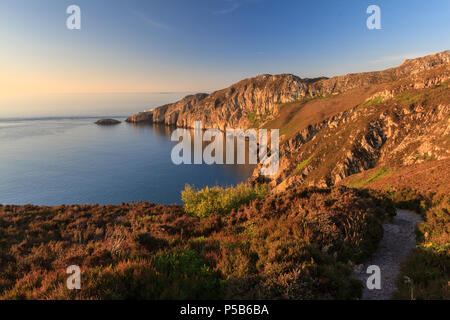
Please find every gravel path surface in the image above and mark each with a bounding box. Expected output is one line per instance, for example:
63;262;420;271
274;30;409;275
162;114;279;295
353;209;422;300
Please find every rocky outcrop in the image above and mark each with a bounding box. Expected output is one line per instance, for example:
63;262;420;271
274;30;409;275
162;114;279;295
95;119;121;125
125;112;153;123
127;51;450;130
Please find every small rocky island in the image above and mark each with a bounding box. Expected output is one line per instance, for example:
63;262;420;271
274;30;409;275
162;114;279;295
95;119;121;125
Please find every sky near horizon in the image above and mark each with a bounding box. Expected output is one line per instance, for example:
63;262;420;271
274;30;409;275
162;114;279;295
0;0;449;113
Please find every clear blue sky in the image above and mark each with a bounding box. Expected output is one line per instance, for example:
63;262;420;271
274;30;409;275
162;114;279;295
0;0;449;97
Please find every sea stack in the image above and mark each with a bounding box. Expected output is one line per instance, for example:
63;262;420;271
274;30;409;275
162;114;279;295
95;119;121;125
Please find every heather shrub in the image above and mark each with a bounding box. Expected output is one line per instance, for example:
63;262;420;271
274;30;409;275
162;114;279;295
393;246;449;300
80;250;223;300
181;183;269;218
215;186;393;299
0;186;395;300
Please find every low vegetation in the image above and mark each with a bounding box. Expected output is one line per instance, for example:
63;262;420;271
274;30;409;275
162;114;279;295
362;96;383;106
0;186;395;300
346;168;391;188
395;92;424;107
247;109;273;128
295;154;314;174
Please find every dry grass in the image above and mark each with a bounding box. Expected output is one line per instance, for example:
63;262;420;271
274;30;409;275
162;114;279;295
264;85;385;139
340;159;450;195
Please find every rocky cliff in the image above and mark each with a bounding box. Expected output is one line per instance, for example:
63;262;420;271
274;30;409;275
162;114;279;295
127;51;449;191
127;74;322;129
127;51;450;131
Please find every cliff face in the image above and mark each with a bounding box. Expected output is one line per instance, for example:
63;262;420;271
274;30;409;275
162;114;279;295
127;74;320;129
127;51;450;130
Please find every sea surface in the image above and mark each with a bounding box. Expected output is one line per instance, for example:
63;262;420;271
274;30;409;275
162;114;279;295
0;95;255;205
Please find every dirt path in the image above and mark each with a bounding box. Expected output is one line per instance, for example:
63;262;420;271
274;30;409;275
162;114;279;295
353;209;422;300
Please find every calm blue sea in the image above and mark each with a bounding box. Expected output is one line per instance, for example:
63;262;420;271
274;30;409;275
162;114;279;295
0;107;254;206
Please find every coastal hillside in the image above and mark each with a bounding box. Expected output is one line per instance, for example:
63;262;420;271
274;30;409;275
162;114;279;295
127;51;449;193
260;71;449;191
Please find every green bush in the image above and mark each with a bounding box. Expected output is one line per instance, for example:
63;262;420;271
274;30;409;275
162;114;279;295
181;183;269;218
